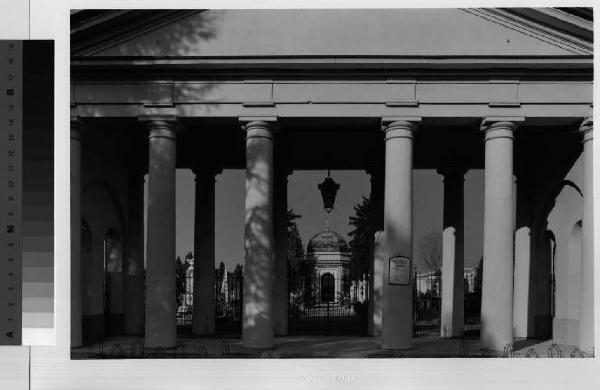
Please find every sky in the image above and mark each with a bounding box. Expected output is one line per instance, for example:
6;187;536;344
147;168;485;272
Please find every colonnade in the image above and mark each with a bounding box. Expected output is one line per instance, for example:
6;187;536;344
71;115;594;353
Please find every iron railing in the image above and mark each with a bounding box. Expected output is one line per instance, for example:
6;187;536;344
175;271;481;338
288;298;368;335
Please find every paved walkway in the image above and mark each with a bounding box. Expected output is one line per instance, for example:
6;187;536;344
71;335;593;359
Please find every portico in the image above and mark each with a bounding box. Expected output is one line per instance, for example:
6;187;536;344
70;9;593;354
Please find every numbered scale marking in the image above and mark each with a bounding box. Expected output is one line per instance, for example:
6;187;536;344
1;41;22;345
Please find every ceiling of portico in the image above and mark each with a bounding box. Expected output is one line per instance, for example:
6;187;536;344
72;9;592;59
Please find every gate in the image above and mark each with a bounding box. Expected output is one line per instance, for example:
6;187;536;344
288;298;368;335
413;294;441;337
464;292;481;337
215;271;243;335
412;293;481;338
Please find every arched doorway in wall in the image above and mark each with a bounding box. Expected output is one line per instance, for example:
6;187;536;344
104;228;123;336
321;273;335;303
82;178;128;340
532;179;582;341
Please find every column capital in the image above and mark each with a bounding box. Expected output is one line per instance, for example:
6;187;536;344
578;117;593;143
240;117;278;139
381;117;421;140
481;116;524;141
139;116;183;139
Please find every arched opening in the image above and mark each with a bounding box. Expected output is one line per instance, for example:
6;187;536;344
81;179;128;341
104;228;123;335
321;273;335;303
535;178;583;343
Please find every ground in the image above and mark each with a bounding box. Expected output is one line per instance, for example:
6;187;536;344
71;335;592;359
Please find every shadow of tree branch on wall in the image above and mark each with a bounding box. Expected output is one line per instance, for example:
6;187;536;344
110;10;222;57
72;10;222;57
72;10;227;117
242;136;274;346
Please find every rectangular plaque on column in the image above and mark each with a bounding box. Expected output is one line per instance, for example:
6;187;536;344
389;256;411;285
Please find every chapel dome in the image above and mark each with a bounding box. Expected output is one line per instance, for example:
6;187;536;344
306;229;350;254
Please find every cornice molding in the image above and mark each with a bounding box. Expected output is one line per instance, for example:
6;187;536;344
462;8;592;55
70;55;593;77
71;10;202;57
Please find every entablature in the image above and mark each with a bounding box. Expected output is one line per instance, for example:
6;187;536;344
71;77;592;123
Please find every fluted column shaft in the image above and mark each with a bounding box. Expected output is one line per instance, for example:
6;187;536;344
578;117;594;352
242;119;276;349
439;167;466;338
480;118;521;351
192;168;217;335
70;119;82;347
381;118;419;350
144;119;179;348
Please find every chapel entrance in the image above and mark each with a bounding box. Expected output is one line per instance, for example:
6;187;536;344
321;273;335;303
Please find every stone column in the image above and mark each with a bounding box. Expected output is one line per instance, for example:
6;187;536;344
124;167;145;335
192;167;218;335
143;118;179;348
273;166;289;336
70;118;82;347
368;163;384;337
438;167;467;338
371;231;385;336
512;169;533;339
381;118;420;350
480;118;522;351
578;117;594;352
241;118;276;349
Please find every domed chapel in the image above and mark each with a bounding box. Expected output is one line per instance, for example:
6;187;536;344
304;229;352;304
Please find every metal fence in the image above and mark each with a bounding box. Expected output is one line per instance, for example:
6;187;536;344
413;295;441;337
288;298;368;335
175;272;480;338
463;293;481;337
412;293;481;338
176;270;244;335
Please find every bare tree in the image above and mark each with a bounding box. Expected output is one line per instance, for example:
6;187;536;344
417;231;442;273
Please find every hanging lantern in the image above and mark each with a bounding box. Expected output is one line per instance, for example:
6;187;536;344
318;170;340;214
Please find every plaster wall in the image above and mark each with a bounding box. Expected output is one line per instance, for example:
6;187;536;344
546;156;583;344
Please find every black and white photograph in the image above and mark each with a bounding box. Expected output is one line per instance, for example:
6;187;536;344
0;2;599;390
69;8;593;359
